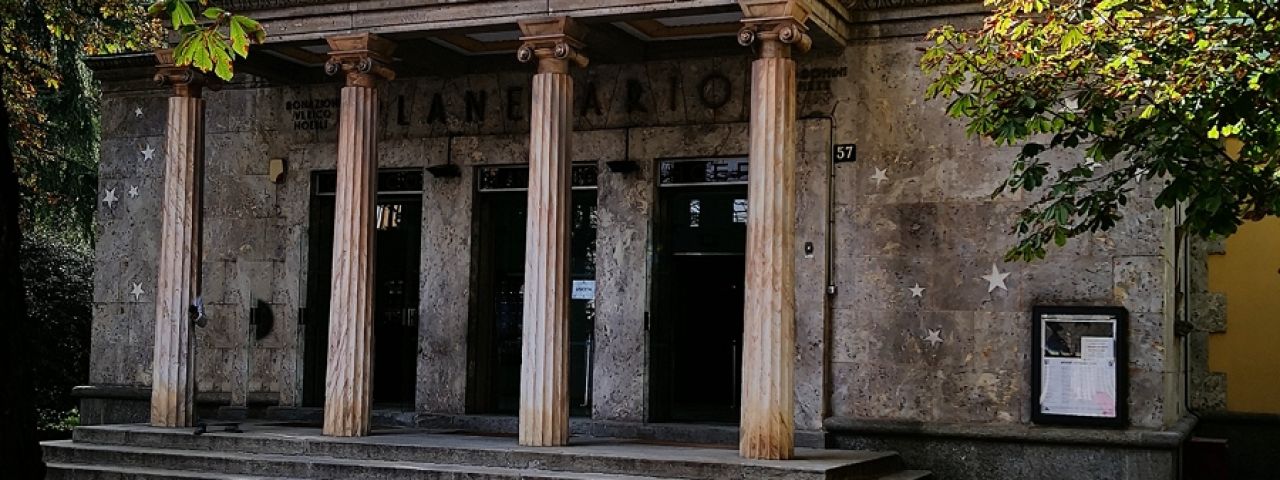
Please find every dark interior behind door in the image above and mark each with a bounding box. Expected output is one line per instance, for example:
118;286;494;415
469;167;597;417
651;165;748;424
303;171;423;409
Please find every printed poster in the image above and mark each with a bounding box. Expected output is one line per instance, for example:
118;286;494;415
1038;314;1119;418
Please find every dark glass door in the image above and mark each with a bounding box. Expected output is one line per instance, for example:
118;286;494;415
469;172;597;416
303;171;423;409
370;198;422;408
652;183;748;424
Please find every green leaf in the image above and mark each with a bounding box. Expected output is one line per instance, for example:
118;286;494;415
202;7;225;19
1060;26;1086;51
229;20;249;57
232;15;266;44
169;0;196;29
207;33;235;80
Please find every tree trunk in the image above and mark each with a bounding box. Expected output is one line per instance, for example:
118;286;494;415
0;70;45;478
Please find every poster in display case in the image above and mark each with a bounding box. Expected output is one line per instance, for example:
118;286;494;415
1031;306;1129;427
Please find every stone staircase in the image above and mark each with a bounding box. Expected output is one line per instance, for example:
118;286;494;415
43;423;931;479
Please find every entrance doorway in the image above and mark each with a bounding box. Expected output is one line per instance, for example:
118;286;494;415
468;164;598;416
302;170;423;409
651;158;749;424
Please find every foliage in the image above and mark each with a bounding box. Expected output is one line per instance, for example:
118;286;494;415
21;230;94;417
1;0;265;240
148;0;266;81
23;51;103;242
1;0;162;240
37;408;80;434
921;0;1280;261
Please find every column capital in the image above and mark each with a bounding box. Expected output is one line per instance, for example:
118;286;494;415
325;33;396;88
737;0;813;58
517;17;588;75
154;49;212;98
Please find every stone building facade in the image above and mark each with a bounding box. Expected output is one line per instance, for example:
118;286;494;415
81;0;1193;477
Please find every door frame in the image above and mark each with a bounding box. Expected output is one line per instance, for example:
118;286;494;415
300;169;425;409
648;156;750;423
465;163;600;416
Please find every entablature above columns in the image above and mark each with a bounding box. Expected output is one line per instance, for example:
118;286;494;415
86;0;988;89
230;0;856;49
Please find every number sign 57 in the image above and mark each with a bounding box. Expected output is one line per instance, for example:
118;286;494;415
833;144;856;163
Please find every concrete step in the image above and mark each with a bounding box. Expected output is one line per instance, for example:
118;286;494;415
46;462;305;480
876;470;933;480
65;424;907;480
43;441;680;480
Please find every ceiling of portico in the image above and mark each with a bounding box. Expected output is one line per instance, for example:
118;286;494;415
216;0;981;83
424;10;746;58
841;0;975;9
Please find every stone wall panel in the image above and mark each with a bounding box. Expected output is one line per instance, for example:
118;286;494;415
100;94;168;139
1113;256;1167;314
89;35;1175;430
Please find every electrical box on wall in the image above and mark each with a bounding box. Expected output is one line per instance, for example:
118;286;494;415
269;158;286;184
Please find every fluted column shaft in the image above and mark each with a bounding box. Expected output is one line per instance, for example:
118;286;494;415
323;84;377;437
740;53;796;460
516;17;587;447
321;33;395;437
737;0;810;460
519;71;572;447
150;55;205;427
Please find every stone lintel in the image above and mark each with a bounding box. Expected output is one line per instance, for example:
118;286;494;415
517;17;588;74
324;33;396;87
738;0;814;58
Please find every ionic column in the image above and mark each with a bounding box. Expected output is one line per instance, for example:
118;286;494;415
321;33;395;437
736;0;811;460
515;17;588;447
150;49;208;428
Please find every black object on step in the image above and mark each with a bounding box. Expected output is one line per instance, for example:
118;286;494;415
193;422;242;436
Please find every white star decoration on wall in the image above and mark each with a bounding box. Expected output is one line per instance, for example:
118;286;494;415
128;185;139;198
923;329;943;347
134;106;143;118
102;188;118;208
981;263;1011;292
870;167;889;187
141;144;156;162
908;283;925;298
130;283;144;301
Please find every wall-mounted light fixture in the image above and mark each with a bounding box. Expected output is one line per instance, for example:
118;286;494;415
606;159;639;173
428;136;462;178
426;164;461;178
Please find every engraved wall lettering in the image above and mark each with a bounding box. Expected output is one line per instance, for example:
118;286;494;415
507;87;524;121
797;67;848;93
668;75;679;111
465;90;487;123
286;98;339;131
397;95;411;126
698;73;731;109
426;92;446;124
626;79;647;114
580;82;603;116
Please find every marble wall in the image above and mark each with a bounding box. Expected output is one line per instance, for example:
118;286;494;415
90;34;1181;431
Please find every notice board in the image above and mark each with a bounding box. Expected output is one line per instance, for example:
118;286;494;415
1031;305;1129;427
